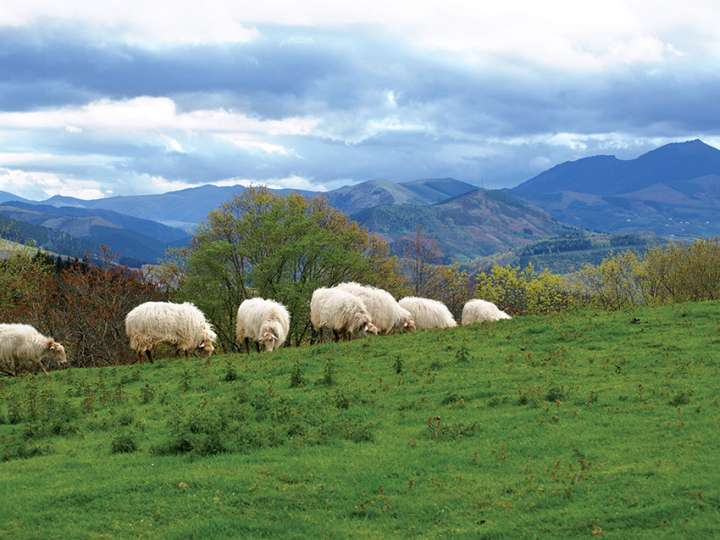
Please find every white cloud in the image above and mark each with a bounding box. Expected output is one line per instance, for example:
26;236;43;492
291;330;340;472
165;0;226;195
215;134;291;156
0;168;105;199
0;97;319;136
2;0;717;68
211;175;331;191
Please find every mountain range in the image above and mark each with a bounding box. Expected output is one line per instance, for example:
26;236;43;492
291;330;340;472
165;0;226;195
1;139;718;266
513;139;720;237
0;202;191;266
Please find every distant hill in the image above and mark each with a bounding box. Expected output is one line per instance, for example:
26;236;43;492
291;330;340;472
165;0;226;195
326;178;478;215
0;214;96;261
513;139;720;237
0;191;29;204
0;202;191;266
27;178;478;231
353;189;574;261
472;232;666;274
38;185;317;232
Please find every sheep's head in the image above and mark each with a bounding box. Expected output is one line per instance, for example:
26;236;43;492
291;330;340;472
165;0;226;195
363;322;379;336
46;340;67;365
259;330;280;352
196;338;215;358
402;317;416;332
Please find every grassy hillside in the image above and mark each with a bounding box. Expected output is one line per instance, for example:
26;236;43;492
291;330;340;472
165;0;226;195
474;232;666;274
1;303;719;538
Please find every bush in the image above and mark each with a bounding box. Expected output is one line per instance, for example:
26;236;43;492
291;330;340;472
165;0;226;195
475;264;577;315
111;433;138;454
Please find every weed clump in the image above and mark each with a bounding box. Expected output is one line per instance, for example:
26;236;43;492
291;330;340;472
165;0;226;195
546;386;567;402
111;433;138;454
669;391;691;406
290;360;305;388
139;384;155;404
223;359;238;382
455;345;471;363
319;358;335;386
1;434;52;462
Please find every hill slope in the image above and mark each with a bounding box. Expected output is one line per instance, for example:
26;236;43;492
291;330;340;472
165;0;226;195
19;178;478;230
354;189;575;261
473;232;666;274
1;302;718;538
327;178;478;215
0;202;191;265
513;139;720;236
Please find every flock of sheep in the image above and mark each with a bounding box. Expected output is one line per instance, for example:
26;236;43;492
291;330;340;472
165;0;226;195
0;281;511;375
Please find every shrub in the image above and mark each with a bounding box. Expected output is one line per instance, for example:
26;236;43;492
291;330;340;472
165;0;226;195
290;361;305;388
111;433;138;454
475;264;577;315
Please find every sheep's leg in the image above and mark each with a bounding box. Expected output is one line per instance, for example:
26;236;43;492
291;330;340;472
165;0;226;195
255;341;261;353
137;351;145;364
333;329;340;343
145;349;154;363
38;360;49;376
184;350;189;359
244;338;251;355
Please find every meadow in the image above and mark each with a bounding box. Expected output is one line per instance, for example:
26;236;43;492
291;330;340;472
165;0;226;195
1;302;719;539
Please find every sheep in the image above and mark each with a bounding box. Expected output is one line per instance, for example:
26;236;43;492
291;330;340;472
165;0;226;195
125;301;216;363
461;299;512;325
0;323;67;376
336;282;416;334
398;297;457;329
310;287;379;342
235;298;290;353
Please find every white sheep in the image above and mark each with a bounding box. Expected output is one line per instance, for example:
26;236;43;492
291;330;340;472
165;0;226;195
0;323;67;375
310;287;379;342
236;298;290;353
125;301;216;363
336;282;416;334
398;297;457;329
461;299;512;325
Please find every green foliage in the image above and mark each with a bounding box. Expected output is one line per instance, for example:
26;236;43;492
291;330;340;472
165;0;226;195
111;433;138;454
476;263;577;315
577;239;720;309
173;187;407;350
290;360;305;388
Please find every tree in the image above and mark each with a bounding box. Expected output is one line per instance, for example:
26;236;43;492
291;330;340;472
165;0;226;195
174;187;407;349
402;225;442;295
422;264;473;319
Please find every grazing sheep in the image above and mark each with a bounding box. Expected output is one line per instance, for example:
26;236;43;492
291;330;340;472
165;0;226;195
0;324;67;375
236;298;290;353
461;299;512;325
310;287;379;342
125;301;216;363
336;282;416;334
398;297;457;329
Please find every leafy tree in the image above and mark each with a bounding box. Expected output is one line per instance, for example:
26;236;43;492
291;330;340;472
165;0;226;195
420;263;472;319
174;188;406;349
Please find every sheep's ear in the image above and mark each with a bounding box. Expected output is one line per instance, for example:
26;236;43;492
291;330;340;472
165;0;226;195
47;340;55;350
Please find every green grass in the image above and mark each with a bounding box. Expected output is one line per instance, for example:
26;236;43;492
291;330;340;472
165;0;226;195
1;302;719;539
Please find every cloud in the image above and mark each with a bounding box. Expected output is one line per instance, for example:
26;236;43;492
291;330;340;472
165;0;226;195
0;8;719;197
0;168;105;199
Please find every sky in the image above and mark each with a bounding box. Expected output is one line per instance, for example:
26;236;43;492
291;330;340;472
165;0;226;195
1;0;720;199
